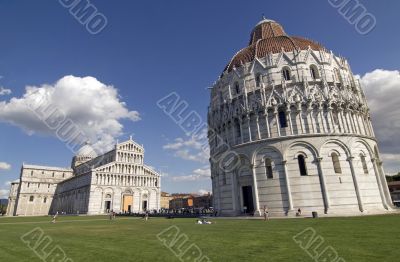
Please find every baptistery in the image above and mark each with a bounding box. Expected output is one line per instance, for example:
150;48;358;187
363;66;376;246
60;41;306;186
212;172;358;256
208;18;393;216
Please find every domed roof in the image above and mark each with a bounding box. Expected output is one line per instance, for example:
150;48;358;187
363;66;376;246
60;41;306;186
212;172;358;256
224;18;325;72
76;142;98;158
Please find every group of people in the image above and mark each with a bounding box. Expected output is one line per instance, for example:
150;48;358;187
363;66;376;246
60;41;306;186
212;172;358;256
196;219;213;224
263;206;303;219
109;210;117;220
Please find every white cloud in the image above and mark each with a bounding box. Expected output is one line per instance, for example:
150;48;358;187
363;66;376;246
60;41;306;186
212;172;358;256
171;167;211;182
361;69;400;171
0;87;11;96
5;181;11;186
0;162;11;170
0;75;140;153
197;189;211;195
163;132;209;163
380;153;400;173
0;189;9;198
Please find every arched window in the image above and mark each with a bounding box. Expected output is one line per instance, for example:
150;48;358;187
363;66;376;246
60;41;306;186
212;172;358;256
282;67;291;81
235;82;240;94
331;153;342;174
310;65;319;80
265;158;273;179
29;196;34;202
360;154;368;174
255;74;261;87
43;197;47;203
31;171;33;176
298;155;308;176
278;110;288;128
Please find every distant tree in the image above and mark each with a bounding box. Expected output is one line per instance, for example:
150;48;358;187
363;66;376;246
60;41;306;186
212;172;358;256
0;204;6;215
386;173;400;182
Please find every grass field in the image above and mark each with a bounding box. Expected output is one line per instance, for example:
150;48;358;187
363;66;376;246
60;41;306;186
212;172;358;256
0;214;399;262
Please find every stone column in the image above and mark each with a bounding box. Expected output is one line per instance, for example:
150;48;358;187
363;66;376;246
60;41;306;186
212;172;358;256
328;107;335;133
282;160;294;211
378;161;394;208
308;108;316;134
251;165;260;215
371;158;388;209
264;111;271;138
368;117;376;137
348;157;364;212
316;157;330;213
287;108;294;135
255;114;261;140
231;171;237;213
360;114;367;136
297;107;304;134
356;113;363;135
247;115;252;142
338;108;345;133
274;111;281;137
318;105;326;133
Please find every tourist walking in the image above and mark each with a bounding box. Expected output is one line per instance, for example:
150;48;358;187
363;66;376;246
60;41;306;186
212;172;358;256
263;206;269;221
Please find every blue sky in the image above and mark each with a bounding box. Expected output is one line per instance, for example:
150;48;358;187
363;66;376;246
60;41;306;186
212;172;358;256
1;0;400;197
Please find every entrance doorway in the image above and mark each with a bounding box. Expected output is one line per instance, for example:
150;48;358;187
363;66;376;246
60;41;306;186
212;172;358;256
104;201;111;213
242;186;254;214
142;200;148;211
122;195;133;213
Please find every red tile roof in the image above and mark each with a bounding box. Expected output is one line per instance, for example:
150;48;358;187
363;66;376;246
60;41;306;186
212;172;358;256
225;20;325;72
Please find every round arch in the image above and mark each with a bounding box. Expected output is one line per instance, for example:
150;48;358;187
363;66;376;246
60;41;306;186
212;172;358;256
251;145;283;165
284;141;319;161
351;139;375;158
319;139;351;158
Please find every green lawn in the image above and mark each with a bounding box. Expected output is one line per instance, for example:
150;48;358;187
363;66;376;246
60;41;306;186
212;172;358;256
0;215;399;262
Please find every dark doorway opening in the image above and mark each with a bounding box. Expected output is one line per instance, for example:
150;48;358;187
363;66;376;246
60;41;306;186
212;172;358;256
142;201;148;211
128;205;131;213
105;201;111;213
242;186;254;214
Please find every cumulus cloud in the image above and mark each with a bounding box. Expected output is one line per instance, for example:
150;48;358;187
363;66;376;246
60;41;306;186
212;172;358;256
171;167;211;182
0;162;11;170
360;69;400;172
0;189;9;198
0;87;11;96
0;75;140;153
163;133;209;163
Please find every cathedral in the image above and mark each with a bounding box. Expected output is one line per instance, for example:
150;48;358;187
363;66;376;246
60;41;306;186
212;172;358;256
208;18;394;217
7;138;161;216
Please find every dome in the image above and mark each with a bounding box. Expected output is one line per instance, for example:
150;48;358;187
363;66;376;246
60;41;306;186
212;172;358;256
76;143;98;158
224;19;325;72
